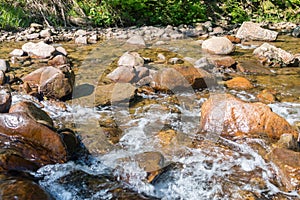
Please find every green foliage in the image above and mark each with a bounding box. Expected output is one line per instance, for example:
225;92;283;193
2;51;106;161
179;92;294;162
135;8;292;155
0;1;31;30
0;0;300;29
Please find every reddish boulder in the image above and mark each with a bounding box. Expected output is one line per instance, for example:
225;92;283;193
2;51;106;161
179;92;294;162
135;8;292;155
266;148;300;191
22;66;74;99
200;94;298;139
0;112;68;166
225;77;254;90
9;101;53;128
0;174;52;200
151;65;216;91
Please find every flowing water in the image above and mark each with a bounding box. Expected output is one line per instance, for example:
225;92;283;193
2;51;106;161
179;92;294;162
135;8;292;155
2;35;300;199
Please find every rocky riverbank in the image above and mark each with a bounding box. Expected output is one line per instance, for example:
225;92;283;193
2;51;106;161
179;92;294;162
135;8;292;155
0;21;300;199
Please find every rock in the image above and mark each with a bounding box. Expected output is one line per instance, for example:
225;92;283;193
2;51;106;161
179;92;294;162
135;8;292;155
30;23;43;29
22;41;55;58
55;46;68;56
0;112;68;166
22;66;74;99
0;88;11;113
48;55;68;66
225;77;254;90
236;21;278;41
94;83;136;106
257;89;276;104
120;151;166;182
212;56;236;68
75;36;88;44
126;35;146;46
0;59;10;72
118;52;144;67
58;129;79;156
253;43;295;66
156;129;177;147
266;148;300;191
200;93;298;139
26;33;40;40
0;71;6;85
74;29;87;36
292;26;300;38
202;37;235;55
274;133;299;151
0;174;52;199
107;65;149;83
40;29;52;38
0;149;38;172
236;60;272;74
151;65;216;91
225;35;241;43
88;34;98;44
9;101;54;128
9;49;25;57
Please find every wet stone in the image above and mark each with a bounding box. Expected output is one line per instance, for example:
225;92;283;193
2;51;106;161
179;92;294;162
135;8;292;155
0;88;11;113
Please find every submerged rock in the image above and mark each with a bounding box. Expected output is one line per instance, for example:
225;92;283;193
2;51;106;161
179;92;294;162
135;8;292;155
94;83;136;106
151;65;216;91
236;21;278;41
200;94;298;139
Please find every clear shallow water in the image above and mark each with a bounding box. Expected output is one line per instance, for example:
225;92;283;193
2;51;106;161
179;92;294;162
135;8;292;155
4;36;300;199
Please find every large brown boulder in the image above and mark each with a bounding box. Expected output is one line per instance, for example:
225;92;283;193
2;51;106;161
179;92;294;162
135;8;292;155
151;65;216;91
200;94;298;139
9;101;54;128
22;66;74;99
236;22;278;41
0;112;68;166
266;148;300;191
0;173;53;200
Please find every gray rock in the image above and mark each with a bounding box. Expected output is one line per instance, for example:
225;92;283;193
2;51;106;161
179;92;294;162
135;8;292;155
253;43;295;66
26;33;40;40
126;35;146;46
88;34;98;44
74;29;87;36
9;49;25;57
40;29;52;38
55;46;68;56
236;21;278;41
292;26;300;38
22;41;55;58
118;52;144;67
0;59;10;72
202;37;235;55
75;36;88;44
